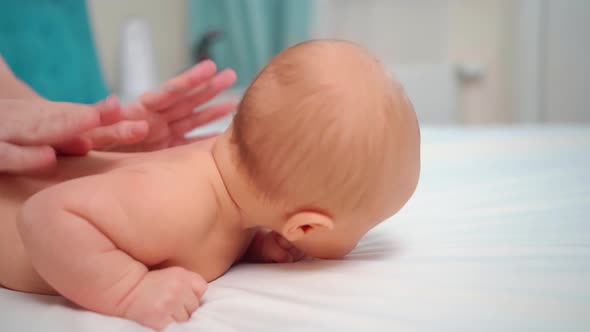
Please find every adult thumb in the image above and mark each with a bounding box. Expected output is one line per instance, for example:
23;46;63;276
0;142;56;174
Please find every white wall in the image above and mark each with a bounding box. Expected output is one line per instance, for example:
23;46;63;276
313;0;517;124
87;0;189;93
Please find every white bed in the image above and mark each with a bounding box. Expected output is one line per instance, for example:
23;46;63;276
1;126;589;332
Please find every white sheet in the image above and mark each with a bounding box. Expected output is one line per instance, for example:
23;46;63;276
2;126;589;332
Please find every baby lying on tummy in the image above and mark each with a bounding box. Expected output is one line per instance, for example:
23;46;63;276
0;40;420;330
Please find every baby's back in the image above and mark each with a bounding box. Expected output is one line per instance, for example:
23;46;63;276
0;139;248;294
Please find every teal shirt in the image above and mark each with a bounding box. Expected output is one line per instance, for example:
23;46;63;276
0;0;108;103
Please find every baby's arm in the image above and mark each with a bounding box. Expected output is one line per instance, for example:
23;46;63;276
17;167;211;330
242;230;305;263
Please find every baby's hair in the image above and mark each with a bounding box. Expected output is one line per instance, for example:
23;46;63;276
231;40;405;218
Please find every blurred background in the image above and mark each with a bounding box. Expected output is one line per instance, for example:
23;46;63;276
0;0;588;125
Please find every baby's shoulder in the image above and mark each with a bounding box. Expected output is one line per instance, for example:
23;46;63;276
111;145;212;175
113;150;216;200
105;152;194;180
108;160;209;198
95;155;218;234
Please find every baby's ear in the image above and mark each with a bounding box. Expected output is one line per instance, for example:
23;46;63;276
281;211;334;242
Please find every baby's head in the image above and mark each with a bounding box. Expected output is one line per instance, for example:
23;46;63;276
214;40;420;258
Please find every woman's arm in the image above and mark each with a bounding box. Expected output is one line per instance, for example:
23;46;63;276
0;55;42;99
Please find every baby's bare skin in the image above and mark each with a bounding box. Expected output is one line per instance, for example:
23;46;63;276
0;40;420;331
0;151;118;294
1;135;301;330
0;138;253;303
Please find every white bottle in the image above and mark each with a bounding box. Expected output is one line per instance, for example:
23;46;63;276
119;17;159;102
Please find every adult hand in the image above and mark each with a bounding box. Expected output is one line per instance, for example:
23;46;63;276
88;60;238;152
0;60;237;174
0;97;122;174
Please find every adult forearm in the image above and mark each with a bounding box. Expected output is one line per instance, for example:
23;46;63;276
0;55;43;99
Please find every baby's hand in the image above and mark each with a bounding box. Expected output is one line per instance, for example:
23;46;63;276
247;231;306;263
121;266;207;330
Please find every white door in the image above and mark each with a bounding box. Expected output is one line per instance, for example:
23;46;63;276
312;0;458;124
543;0;590;122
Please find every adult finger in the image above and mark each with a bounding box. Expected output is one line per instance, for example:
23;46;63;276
193;68;238;102
86;120;149;150
94;95;123;126
54;136;93;156
162;69;237;123
54;95;121;156
140;60;217;111
118;102;148;121
163;69;237;122
0;142;56;174
169;101;236;136
3;101;101;146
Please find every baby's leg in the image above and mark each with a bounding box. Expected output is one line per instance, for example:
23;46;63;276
17;172;207;330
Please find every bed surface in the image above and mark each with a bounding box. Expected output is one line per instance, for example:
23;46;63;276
1;126;589;331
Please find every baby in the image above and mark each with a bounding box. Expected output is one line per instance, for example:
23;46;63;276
0;40;420;330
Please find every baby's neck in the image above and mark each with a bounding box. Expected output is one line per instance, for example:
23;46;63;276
209;135;256;230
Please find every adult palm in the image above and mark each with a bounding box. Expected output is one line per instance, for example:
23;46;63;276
88;60;238;152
